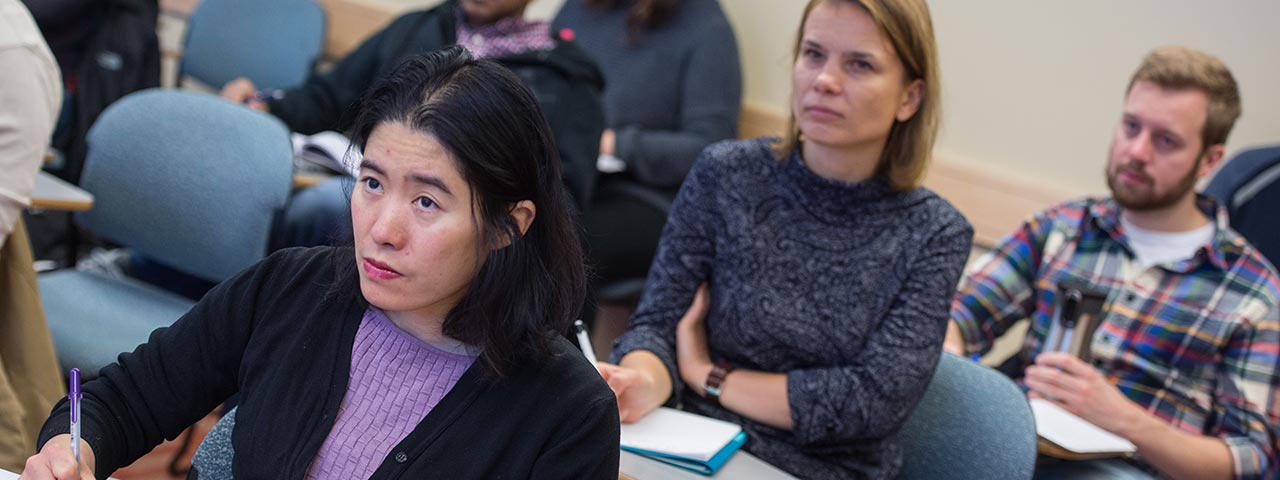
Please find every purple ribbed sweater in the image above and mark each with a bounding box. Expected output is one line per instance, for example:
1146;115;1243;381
305;308;477;479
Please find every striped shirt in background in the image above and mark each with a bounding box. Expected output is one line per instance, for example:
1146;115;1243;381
952;195;1280;479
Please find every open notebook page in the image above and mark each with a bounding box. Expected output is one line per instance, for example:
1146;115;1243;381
621;407;743;461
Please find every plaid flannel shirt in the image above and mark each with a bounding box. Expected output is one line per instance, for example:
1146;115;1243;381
952;195;1280;479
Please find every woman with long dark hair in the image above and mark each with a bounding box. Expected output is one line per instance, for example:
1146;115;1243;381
22;46;619;479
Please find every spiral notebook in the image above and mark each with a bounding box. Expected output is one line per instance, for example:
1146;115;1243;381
620;407;748;475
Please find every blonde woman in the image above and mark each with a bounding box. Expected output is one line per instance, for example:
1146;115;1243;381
599;0;972;477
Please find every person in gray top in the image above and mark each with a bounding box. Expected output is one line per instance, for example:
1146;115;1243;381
598;0;972;478
554;0;741;188
553;0;742;297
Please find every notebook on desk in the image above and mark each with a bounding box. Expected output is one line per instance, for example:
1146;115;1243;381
292;131;361;177
621;407;748;475
1031;398;1135;458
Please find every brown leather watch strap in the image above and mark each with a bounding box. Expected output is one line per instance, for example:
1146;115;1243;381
703;361;734;407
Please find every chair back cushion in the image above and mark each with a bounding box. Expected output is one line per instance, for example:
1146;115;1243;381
1204;145;1280;267
898;353;1037;479
181;0;325;90
191;407;238;480
79;89;293;282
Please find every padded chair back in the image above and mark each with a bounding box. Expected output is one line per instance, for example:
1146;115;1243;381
1204;145;1280;267
592;178;674;303
181;0;325;91
78;89;293;283
192;407;238;480
898;353;1037;479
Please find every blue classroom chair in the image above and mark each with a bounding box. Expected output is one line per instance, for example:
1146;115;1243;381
1204;145;1280;267
180;0;325;91
898;352;1038;479
39;89;293;378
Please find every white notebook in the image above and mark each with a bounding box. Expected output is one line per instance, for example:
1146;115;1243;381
292;131;361;177
1031;398;1136;454
620;407;748;474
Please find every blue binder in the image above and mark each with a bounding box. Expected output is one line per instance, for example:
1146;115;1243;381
621;430;749;475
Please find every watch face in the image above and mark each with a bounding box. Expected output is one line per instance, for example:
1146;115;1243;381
704;385;723;397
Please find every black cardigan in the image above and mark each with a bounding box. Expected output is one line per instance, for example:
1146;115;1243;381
38;247;620;479
266;0;605;207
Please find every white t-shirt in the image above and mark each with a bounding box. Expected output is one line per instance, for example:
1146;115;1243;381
0;0;62;250
1121;217;1215;268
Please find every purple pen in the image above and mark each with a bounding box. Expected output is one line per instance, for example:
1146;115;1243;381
69;368;81;474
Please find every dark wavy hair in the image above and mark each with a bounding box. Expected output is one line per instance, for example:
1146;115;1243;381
331;46;586;377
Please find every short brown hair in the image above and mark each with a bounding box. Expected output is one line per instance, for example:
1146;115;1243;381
775;0;940;192
1127;46;1242;149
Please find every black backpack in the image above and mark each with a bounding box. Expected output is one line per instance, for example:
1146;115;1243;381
51;0;161;185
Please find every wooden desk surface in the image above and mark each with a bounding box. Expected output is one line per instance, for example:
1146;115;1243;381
30;171;94;212
293;171;334;189
313;0;440;60
1037;437;1129;461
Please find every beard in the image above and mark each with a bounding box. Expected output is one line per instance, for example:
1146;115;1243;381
1106;155;1201;211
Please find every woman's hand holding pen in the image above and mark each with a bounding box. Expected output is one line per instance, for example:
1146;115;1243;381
219;77;269;112
21;434;95;480
598;360;666;423
596;283;710;424
675;283;714;393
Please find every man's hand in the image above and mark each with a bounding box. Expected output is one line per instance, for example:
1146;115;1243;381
219;77;268;112
675;283;712;392
599;129;616;157
1024;352;1146;437
943;320;966;356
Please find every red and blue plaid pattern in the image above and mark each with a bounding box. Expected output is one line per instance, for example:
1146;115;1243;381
953;195;1280;479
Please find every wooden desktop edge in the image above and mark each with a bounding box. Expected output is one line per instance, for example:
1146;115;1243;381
1037;437;1131;461
30;197;92;212
31;172;94;212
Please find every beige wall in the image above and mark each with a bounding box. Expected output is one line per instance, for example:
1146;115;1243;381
535;0;1280;196
927;1;1280;195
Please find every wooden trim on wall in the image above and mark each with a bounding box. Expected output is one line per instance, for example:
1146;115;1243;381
313;0;402;60
737;104;1079;248
159;0;414;61
924;153;1078;248
739;101;787;140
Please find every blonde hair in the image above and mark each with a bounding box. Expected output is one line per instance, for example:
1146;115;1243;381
774;0;940;192
1127;45;1241;149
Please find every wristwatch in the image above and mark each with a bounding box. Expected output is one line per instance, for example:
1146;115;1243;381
703;361;734;407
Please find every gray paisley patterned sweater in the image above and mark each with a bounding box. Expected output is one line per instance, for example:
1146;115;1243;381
611;138;973;479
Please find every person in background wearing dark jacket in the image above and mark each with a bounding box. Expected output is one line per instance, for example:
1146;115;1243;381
22;47;619;480
22;0;160;185
222;0;604;250
552;0;741;314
